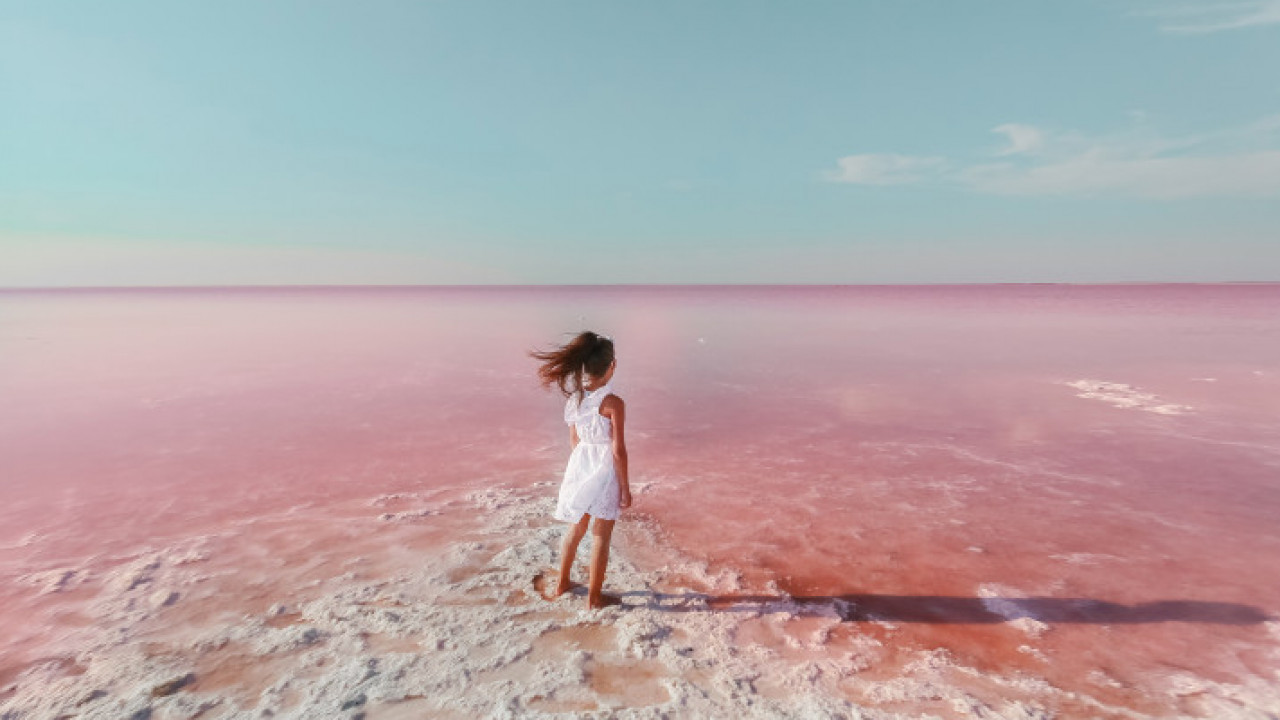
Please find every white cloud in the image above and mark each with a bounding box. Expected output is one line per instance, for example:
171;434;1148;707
826;116;1280;198
826;153;946;185
1134;0;1280;34
962;149;1280;198
992;124;1044;155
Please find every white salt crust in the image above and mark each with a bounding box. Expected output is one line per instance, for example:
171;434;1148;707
1061;379;1193;415
977;585;1050;639
2;485;1278;719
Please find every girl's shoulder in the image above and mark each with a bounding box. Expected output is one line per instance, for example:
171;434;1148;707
564;392;582;421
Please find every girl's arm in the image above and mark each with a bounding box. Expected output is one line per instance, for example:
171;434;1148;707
602;396;630;508
569;425;579;450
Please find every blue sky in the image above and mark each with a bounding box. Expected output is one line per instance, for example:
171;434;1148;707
2;0;1278;285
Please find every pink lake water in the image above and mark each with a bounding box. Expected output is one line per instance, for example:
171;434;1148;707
2;285;1279;718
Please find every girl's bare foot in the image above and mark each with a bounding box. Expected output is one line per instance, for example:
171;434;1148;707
533;572;578;600
587;593;622;610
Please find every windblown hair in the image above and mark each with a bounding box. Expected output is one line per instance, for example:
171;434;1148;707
529;330;615;405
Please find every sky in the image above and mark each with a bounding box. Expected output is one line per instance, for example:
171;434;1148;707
2;0;1278;285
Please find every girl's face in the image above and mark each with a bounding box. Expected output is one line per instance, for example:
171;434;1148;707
601;357;617;383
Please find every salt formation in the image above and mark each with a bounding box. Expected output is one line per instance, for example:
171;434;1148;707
2;483;1276;719
1061;379;1193;415
977;584;1050;639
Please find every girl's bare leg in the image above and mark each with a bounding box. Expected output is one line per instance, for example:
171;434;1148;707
555;514;591;597
588;517;619;609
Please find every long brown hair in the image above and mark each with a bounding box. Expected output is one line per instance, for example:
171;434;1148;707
529;330;615;405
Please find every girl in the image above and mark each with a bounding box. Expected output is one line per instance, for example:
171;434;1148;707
529;331;632;610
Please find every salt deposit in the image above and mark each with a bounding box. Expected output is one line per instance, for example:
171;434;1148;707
977;585;1050;639
3;483;1278;719
1061;379;1193;415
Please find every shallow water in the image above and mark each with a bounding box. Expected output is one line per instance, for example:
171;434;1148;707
1;285;1278;718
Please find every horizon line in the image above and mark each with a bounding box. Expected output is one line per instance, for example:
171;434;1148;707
2;281;1279;292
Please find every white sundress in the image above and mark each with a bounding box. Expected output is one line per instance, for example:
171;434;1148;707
554;381;620;523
